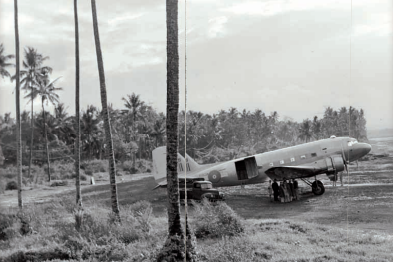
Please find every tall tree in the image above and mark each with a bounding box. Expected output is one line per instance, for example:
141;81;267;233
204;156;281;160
298;119;313;143
74;0;82;206
91;0;120;221
25;71;62;182
157;0;196;261
18;47;52;181
14;0;22;209
122;93;145;165
0;43;15;79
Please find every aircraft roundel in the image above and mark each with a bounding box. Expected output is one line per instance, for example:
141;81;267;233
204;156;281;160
208;170;221;183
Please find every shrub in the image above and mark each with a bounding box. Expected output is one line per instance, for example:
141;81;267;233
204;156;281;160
80;174;88;181
5;180;18;190
50;180;68;187
81;159;109;175
0;213;16;241
193;200;244;239
120;159;152;174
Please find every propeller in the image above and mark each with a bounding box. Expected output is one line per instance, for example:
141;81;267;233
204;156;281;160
341;146;349;186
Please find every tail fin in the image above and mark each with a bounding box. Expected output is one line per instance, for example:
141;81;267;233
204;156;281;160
152;146;201;186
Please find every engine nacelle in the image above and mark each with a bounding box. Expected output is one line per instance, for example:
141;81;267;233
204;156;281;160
325;155;345;176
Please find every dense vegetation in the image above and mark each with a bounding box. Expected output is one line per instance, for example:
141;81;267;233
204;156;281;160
1;102;368;165
0;88;368;168
0;198;392;262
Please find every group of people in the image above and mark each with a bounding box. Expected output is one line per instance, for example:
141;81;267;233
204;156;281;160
268;178;299;203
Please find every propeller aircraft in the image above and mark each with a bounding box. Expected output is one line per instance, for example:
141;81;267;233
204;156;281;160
152;136;371;195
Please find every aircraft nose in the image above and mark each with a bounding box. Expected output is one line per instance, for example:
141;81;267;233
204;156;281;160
351;143;372;160
364;143;372;155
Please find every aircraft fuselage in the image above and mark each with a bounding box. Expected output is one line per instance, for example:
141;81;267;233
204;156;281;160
180;136;371;187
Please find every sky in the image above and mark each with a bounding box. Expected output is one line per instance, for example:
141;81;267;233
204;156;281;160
0;0;392;131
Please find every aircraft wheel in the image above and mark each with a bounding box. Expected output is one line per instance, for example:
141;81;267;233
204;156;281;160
312;180;325;195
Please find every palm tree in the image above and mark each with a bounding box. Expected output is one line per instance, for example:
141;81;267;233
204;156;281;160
81;105;99;159
14;0;22;209
0;43;15;79
122;93;145;164
157;1;196;261
17;47;52;181
90;0;120;221
74;0;81;206
298;119;313;143
25;71;62;182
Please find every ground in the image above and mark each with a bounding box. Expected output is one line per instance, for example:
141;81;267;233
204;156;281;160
1;136;392;238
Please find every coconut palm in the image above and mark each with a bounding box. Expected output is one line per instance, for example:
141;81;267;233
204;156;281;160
298;119;313;143
90;0;120;221
13;0;22;209
122;93;145;165
73;0;82;206
81;105;100;159
0;43;15;79
25;71;62;182
157;1;196;261
16;47;52;181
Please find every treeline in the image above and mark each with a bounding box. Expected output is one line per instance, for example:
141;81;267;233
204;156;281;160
1;103;367;165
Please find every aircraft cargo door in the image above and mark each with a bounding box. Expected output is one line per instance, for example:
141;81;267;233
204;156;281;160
235;157;258;180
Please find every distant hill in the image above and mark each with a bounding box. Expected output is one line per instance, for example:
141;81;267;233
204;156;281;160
367;128;393;139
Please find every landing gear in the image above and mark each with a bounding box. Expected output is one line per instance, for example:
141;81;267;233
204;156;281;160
300;178;325;195
311;180;325;195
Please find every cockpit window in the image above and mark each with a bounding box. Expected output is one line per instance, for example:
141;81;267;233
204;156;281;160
347;140;358;147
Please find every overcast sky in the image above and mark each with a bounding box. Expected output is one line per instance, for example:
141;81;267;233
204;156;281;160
0;0;392;131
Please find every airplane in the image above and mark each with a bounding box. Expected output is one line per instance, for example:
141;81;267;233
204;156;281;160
152;136;372;195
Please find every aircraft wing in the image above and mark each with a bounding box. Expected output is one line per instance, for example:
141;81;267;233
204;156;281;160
265;165;317;180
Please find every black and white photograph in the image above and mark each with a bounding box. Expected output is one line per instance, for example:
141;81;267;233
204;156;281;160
0;0;392;261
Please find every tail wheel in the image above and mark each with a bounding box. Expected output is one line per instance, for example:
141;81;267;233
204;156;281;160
312;180;325;195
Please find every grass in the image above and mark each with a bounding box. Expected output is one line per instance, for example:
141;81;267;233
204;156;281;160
0;197;392;262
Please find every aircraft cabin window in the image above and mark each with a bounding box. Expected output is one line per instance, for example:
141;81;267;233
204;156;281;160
290;157;295;162
280;160;284;164
311;153;317;157
269;163;274;166
300;155;306;159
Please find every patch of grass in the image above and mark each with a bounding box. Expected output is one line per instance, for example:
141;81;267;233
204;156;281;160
1;198;393;262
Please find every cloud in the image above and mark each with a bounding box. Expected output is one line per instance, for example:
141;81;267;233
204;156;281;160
220;0;388;16
108;13;144;26
208;16;228;38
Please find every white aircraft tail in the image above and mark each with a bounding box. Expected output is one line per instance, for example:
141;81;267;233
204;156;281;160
152;146;201;186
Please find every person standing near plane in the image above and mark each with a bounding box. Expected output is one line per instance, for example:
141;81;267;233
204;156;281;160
279;181;285;203
283;178;290;202
340;172;343;186
293;179;299;200
332;173;337;187
288;179;295;201
268;180;273;202
272;179;279;201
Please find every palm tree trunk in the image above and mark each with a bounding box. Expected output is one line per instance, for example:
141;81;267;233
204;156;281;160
74;0;82;206
42;102;51;182
28;94;34;181
14;0;23;209
166;0;181;237
157;1;196;261
91;0;120;220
